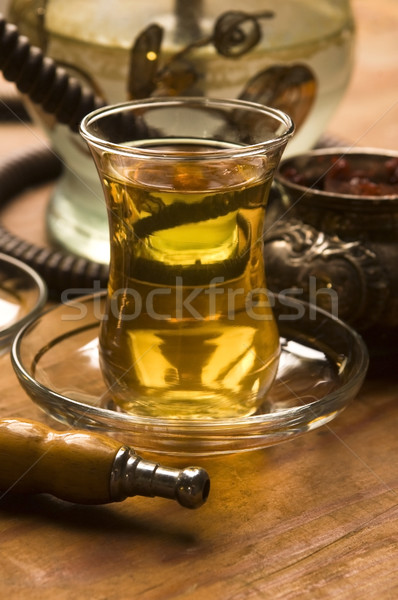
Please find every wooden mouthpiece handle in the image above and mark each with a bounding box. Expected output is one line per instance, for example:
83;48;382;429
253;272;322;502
0;418;210;508
0;418;121;504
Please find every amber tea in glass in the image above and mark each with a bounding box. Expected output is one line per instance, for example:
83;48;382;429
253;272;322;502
80;98;294;418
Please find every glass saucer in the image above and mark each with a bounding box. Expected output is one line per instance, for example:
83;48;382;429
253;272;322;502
11;292;368;456
0;253;47;354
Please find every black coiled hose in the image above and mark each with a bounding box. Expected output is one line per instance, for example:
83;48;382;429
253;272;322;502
0;13;109;296
0;146;109;295
0;14;104;131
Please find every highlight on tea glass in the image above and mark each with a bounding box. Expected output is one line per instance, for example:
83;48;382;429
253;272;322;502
80;97;294;419
0;253;47;355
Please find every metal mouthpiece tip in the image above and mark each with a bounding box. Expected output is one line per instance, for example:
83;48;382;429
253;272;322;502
176;467;210;509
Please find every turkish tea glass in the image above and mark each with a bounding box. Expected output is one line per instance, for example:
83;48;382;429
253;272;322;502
80;97;294;419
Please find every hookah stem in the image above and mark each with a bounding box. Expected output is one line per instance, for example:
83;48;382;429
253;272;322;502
174;0;203;43
0;418;210;508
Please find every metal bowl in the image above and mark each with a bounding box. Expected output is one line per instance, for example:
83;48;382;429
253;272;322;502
265;148;398;341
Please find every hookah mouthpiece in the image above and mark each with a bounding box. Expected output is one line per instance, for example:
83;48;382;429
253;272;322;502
0;418;210;509
111;447;210;509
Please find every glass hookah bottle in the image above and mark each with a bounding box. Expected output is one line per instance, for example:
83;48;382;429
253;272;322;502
8;0;355;264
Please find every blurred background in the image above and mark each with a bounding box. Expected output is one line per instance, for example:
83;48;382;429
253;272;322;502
1;0;397;149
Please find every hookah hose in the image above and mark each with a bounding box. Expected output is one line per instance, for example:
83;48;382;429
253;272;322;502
0;146;109;293
0;14;109;295
0;14;104;131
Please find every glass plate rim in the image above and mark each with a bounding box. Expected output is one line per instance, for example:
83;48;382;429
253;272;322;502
11;291;369;434
0;252;48;345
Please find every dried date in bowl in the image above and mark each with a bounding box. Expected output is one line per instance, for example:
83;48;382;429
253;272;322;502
277;147;398;200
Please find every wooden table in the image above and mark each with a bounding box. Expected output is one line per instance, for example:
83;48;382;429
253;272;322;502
1;1;398;598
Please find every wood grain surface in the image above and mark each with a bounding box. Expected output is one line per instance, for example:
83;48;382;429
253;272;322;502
1;1;398;598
